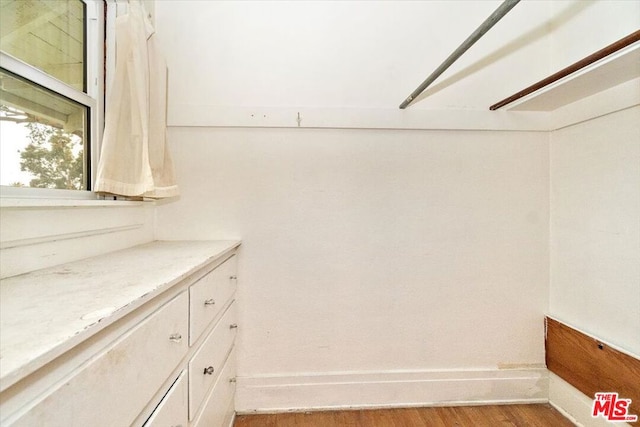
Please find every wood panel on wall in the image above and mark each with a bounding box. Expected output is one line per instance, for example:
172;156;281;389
545;317;640;423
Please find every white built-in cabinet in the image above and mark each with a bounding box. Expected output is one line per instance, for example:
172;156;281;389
0;240;241;427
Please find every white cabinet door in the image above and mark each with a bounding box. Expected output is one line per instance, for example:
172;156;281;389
189;302;237;420
189;255;237;346
144;370;188;427
10;292;189;427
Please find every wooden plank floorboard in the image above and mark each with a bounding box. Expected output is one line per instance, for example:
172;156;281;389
235;404;574;426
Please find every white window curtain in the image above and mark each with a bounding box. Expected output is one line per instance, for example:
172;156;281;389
94;0;178;198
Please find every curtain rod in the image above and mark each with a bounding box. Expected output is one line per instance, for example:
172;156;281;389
399;0;521;110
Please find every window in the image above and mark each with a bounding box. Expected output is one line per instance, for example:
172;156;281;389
0;0;103;193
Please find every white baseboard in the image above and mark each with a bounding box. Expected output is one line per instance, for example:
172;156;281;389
549;373;633;427
235;368;549;414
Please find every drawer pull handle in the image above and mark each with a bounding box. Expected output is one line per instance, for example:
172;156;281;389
230;323;238;329
230;275;237;280
204;366;215;375
204;298;216;306
169;333;182;343
229;377;237;383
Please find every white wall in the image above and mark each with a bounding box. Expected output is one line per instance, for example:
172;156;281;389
548;106;639;427
549;106;640;356
0;0;628;415
150;0;636;413
156;127;550;408
550;1;640;71
544;3;640;424
156;0;552;113
1;0;634;415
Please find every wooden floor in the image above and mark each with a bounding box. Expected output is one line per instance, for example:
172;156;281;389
235;404;574;426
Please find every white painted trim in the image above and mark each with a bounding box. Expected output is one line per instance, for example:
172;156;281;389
0;0;105;197
0;197;144;208
87;0;105;192
83;0;102;101
550;78;640;131
0;186;97;201
0;224;143;250
227;413;236;427
0;187;157;205
235;368;549;414
548;373;633;427
0;53;96;108
168;105;550;132
0;204;157;279
167;81;639;132
104;0;119;97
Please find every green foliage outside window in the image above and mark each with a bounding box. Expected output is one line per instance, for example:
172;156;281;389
18;122;84;190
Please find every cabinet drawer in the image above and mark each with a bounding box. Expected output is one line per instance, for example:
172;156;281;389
189;301;237;420
144;370;188;427
192;347;237;427
11;292;189;427
189;255;237;345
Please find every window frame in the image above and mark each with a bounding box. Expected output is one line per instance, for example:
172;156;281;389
0;0;105;201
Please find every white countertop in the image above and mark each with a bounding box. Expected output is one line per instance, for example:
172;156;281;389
0;240;240;392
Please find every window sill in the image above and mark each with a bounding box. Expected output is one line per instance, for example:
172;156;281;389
1;187;155;208
0;197;147;209
0;186;159;208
